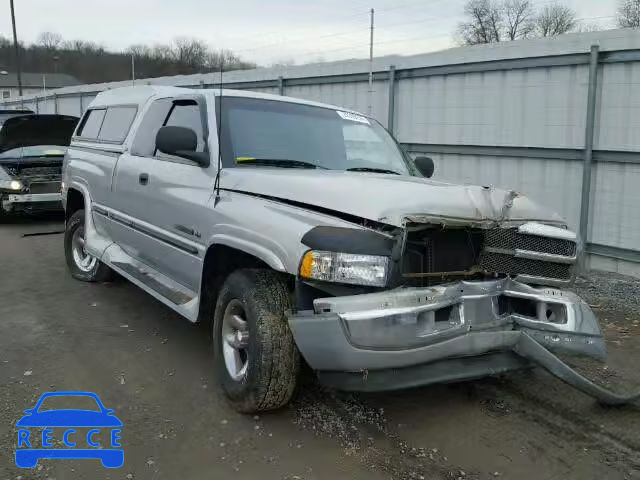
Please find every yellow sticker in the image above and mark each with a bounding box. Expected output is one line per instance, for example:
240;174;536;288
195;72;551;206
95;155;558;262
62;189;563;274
236;156;256;162
43;149;65;156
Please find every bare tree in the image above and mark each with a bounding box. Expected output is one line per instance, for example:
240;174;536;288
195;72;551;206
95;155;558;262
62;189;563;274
37;31;63;50
534;4;577;37
458;0;503;45
618;0;640;27
503;0;535;40
172;37;208;69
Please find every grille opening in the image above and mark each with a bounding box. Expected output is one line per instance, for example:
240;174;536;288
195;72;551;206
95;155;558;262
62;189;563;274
401;227;485;287
400;225;576;287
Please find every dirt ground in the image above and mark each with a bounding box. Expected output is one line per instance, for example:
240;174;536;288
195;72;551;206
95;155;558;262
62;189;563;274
1;214;640;480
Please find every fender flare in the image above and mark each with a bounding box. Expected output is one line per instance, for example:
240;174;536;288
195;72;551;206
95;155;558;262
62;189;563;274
206;234;287;272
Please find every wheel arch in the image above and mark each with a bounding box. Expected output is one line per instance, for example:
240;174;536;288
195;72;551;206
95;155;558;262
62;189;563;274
198;242;293;324
64;187;86;221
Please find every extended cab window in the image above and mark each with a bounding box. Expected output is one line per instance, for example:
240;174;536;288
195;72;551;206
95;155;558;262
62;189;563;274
98;106;137;143
76;106;136;143
77;109;106;139
131;97;206;160
155;101;205;161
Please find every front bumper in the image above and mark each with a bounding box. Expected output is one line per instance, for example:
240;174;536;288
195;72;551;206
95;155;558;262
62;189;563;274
1;192;62;213
288;278;640;405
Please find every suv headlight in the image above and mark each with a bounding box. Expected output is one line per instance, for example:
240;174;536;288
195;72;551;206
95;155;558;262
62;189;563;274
0;179;23;191
299;250;389;287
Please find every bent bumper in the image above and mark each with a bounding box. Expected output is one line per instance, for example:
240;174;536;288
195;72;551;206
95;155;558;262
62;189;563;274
288;278;640;405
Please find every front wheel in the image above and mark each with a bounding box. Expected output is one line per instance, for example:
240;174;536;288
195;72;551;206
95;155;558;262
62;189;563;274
64;209;113;282
213;269;300;413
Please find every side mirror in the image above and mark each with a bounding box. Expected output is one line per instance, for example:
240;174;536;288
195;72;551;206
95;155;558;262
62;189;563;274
155;126;210;167
414;156;435;178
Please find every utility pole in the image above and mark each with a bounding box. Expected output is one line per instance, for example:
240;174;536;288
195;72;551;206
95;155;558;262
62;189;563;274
368;7;375;116
131;53;136;86
10;0;23;96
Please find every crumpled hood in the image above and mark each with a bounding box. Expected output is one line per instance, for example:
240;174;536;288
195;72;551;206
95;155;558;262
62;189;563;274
0;114;79;153
222;168;565;228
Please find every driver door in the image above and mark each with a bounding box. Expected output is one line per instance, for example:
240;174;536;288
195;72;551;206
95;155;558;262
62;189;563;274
109;95;214;291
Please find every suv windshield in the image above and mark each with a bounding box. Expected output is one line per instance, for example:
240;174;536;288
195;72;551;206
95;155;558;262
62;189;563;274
219;97;412;175
0;145;67;160
0;112;34;129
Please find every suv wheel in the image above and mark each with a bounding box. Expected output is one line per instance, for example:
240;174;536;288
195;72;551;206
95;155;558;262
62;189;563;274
64;209;113;282
213;269;300;413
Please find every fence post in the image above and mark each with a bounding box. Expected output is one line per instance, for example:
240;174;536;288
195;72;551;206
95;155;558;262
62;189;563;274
278;76;284;96
78;94;83;115
200;80;205;89
387;65;396;134
35;96;39;114
579;45;600;271
53;93;59;114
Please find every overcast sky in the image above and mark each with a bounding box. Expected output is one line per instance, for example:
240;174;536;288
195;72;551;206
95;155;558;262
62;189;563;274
0;0;620;66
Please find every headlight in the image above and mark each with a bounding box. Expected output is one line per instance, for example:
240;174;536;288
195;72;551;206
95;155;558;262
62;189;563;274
0;180;23;191
299;250;389;287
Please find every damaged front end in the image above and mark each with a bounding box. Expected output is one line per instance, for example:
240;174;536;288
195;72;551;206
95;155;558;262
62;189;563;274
289;219;640;405
0;161;64;214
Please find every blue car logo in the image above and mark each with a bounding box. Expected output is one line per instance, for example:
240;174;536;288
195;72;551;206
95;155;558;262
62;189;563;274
15;391;123;468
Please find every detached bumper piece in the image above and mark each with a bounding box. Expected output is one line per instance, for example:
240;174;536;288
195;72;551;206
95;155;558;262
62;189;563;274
288;278;640;405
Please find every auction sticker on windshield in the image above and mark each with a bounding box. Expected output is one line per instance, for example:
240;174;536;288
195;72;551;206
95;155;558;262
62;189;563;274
15;391;123;469
337;110;370;124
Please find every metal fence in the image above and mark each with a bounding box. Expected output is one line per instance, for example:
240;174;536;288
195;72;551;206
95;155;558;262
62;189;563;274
3;29;640;277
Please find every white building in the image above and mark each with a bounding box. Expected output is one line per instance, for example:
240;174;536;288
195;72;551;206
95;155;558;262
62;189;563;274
0;72;80;99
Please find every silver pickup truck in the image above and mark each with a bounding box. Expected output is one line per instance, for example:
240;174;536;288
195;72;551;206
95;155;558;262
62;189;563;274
62;85;638;413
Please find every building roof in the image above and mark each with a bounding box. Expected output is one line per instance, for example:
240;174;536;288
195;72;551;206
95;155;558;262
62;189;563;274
0;72;81;88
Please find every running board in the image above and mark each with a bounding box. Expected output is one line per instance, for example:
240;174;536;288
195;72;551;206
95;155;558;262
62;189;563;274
101;244;200;322
111;261;194;305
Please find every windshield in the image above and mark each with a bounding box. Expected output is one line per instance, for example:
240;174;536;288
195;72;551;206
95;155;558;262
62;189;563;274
0;145;67;159
219;97;412;174
0;112;33;128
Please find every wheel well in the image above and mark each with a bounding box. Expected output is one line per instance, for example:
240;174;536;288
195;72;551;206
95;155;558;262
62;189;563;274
198;244;292;323
65;188;85;221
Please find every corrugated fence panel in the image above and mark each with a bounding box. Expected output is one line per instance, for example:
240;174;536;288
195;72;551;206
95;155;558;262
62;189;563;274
596;61;640;151
396;65;588;148
590;162;640;250
58;96;82;116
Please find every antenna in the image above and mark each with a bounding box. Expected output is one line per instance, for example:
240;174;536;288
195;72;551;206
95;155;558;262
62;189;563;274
213;56;224;206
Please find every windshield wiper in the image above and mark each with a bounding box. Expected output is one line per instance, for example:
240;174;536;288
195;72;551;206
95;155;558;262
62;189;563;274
346;167;401;175
236;158;328;170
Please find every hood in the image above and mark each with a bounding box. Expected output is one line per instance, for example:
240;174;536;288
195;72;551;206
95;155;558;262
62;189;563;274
222;168;565;228
0;114;79;154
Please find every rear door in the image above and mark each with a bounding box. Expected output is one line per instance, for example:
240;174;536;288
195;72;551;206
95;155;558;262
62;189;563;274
109;95;213;291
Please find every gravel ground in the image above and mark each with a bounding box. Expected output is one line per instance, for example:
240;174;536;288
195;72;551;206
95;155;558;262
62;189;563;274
573;271;640;316
1;215;640;480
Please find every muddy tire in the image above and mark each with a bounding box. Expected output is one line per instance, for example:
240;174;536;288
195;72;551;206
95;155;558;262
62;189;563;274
213;268;300;413
64;209;113;282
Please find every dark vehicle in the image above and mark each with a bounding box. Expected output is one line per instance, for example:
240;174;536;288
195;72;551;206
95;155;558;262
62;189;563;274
0;114;78;216
0;109;34;131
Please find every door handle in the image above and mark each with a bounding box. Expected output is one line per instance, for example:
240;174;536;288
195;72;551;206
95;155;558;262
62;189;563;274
139;173;149;186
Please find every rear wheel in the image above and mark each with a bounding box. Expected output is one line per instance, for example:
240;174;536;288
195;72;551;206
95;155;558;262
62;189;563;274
213;269;300;413
64;209;113;282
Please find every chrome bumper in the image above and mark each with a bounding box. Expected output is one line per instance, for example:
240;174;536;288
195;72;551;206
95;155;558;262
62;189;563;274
288;279;639;405
2;192;62;211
